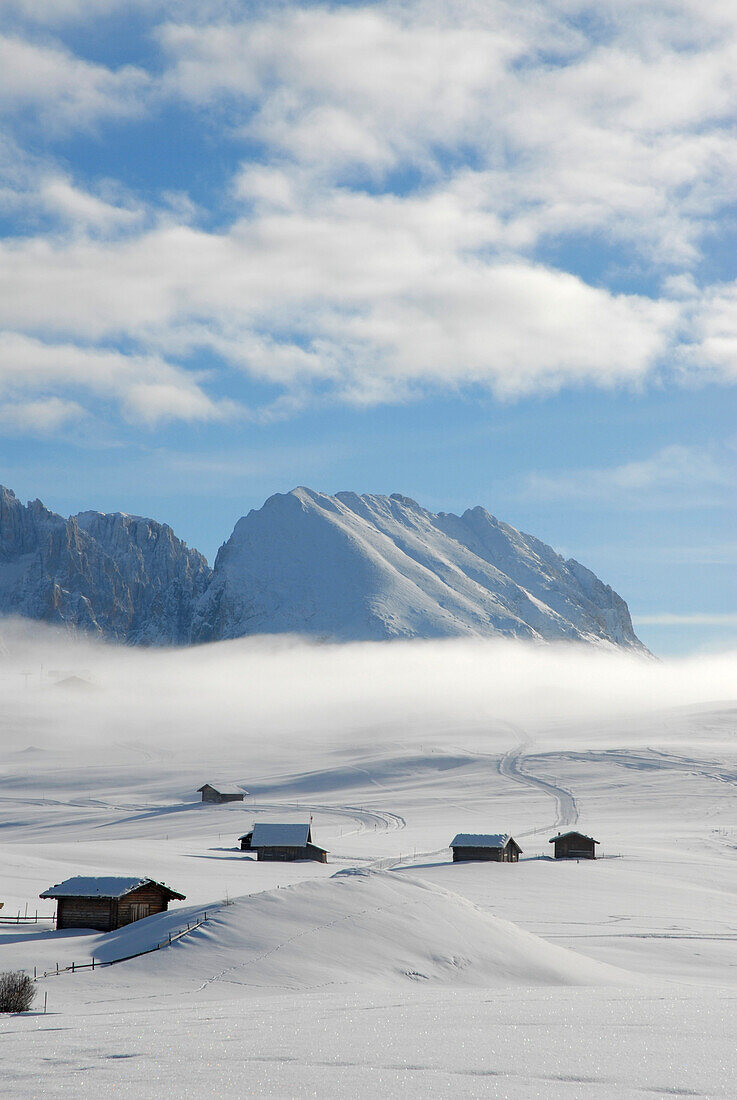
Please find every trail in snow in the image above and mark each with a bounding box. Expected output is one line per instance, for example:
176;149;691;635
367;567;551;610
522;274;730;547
571;747;737;786
497;740;579;835
246;801;406;837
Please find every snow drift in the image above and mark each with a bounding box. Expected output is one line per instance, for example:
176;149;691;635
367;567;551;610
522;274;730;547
69;870;627;994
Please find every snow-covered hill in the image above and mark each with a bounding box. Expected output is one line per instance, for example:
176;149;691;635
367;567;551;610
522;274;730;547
0;485;645;649
193;488;645;649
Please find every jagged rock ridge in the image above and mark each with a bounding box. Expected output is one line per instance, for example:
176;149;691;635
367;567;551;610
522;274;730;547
0;486;211;643
0;485;646;650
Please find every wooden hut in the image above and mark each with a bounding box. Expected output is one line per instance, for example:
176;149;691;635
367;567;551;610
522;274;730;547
246;823;327;863
549;831;599;859
39;876;185;932
197;783;245;804
450;833;522;863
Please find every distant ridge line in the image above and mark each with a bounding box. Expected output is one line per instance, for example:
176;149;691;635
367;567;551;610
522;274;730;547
0;485;647;652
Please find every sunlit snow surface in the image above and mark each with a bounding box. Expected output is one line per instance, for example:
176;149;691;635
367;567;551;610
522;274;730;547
1;620;737;1097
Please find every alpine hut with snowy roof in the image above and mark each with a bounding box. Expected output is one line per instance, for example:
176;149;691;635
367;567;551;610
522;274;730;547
39;876;186;932
549;831;599;859
197;783;245;804
241;823;328;863
450;833;522;863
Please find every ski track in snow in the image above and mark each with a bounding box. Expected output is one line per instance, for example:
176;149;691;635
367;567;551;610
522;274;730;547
246;801;406;837
497;741;579;834
586;747;737;786
451;733;580;838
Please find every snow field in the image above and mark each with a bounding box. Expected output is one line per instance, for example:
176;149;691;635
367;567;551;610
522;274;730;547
2;637;737;1096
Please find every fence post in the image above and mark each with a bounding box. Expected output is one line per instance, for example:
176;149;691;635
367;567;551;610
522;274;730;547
33;966;36;980
91;957;95;970
56;962;58;974
44;991;47;1014
71;962;74;973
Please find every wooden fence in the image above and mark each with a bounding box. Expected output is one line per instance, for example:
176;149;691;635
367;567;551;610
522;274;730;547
33;912;211;981
0;911;54;925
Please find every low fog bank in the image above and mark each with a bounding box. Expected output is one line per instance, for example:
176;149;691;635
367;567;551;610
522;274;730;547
1;618;736;762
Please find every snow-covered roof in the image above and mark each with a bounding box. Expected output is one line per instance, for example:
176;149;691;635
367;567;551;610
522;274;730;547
39;876;185;900
548;831;599;844
251;823;313;847
197;783;245;795
450;833;519;849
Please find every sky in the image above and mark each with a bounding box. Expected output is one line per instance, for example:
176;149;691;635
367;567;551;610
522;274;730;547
0;0;735;656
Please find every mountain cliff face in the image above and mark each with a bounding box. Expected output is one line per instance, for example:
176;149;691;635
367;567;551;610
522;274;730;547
191;488;645;650
0;485;646;650
0;487;210;643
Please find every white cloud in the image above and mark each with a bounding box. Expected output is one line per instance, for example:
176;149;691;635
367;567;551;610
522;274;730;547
4;624;737;763
3;1;737;427
39;177;144;232
158;2;737;264
684;281;737;382
0;194;678;404
0;332;239;427
523;445;733;505
0;33;148;129
0;396;83;432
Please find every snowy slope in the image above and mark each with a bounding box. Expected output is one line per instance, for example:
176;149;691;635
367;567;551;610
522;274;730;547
2;638;737;1098
1;870;623;993
193;488;644;648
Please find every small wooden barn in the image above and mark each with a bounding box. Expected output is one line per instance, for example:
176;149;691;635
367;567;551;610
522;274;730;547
197;783;245;804
450;833;522;863
549;831;599;859
39;876;186;932
242;823;328;863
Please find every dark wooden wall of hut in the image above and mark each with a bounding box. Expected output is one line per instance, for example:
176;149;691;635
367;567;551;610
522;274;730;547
452;845;518;863
256;844;327;863
56;885;173;931
201;786;243;803
116;884;172;925
57;898;114;931
553;835;596;859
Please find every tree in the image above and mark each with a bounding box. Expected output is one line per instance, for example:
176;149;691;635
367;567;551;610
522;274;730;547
0;971;35;1013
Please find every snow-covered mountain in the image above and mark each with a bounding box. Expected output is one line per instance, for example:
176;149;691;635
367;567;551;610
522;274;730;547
0;485;645;650
192;488;645;650
0;486;210;644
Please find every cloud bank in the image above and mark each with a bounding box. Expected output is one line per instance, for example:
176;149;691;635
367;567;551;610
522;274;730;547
3;2;737;431
2;620;736;762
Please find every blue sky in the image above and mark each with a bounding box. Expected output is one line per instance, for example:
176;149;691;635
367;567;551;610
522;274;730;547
1;0;736;655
